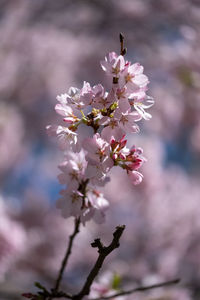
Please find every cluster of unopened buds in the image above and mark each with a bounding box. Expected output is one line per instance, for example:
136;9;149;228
47;47;154;225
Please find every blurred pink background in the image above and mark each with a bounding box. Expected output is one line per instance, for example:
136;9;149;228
0;1;200;299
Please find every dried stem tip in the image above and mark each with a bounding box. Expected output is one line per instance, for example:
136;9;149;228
119;33;127;56
119;33;124;43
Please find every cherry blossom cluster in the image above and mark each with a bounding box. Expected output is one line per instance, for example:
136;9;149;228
47;51;154;224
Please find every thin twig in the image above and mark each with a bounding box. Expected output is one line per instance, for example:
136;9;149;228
73;225;125;300
113;33;126;84
53;218;81;292
48;290;72;299
119;33;127;56
46;278;180;300
89;278;181;300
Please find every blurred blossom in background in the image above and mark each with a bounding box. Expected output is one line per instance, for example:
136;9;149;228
0;0;200;299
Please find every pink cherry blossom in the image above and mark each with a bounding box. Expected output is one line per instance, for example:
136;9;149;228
130;92;154;120
55;103;79;124
79;81;93;107
48;47;153;223
56;189;83;219
46;125;77;150
115;109;141;133
128;170;143;185
101;118;125;142
81;189;109;224
64;82;93;110
101;52;125;77
64;87;80;104
109;136;145;185
92;84;112;109
57;150;87;189
119;62;149;92
56;93;69;104
83;133;110;164
56;187;109;225
115;86;132;112
85;164;110;184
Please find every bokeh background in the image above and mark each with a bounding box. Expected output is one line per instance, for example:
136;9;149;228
1;0;200;299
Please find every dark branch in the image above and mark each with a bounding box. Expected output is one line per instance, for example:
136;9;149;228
113;33;127;84
73;225;125;300
42;278;180;300
49;290;72;299
89;278;181;300
53;218;81;292
119;33;127;56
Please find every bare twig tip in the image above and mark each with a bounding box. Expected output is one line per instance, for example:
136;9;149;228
116;225;126;230
119;33;124;42
114;225;125;236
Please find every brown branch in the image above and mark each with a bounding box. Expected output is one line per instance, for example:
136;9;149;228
53;218;81;292
72;225;125;300
48;290;72;299
89;278;181;300
45;278;180;300
34;220;179;300
113;33;127;85
119;33;127;56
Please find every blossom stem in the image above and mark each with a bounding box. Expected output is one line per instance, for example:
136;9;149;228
119;33;127;56
113;33;126;84
88;278;180;300
53;218;81;292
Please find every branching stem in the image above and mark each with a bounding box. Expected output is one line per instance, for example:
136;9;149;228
89;278;181;300
72;225;125;300
119;33;127;56
113;33;126;84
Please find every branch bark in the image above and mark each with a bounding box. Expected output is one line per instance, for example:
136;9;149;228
40;278;180;300
53;218;81;292
72;225;125;300
89;278;181;300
